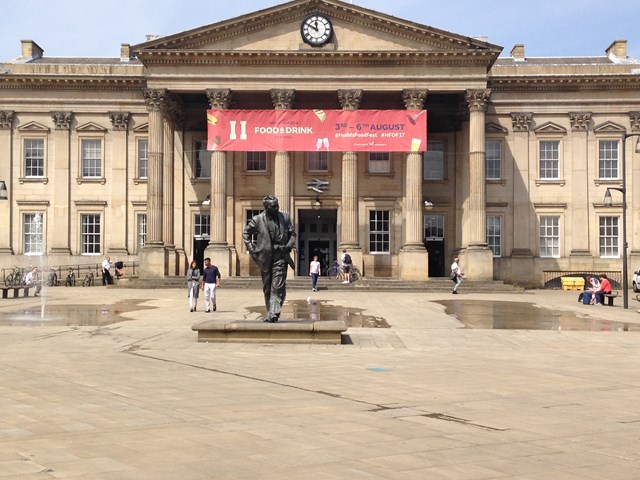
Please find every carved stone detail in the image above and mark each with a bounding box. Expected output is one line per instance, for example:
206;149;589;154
270;89;295;110
629;111;640;132
166;96;185;127
50;111;73;130
143;88;168;112
569;112;592;131
402;89;427;110
0;110;14;129
108;111;131;131
466;89;491;113
206;89;232;109
510;112;534;132
338;89;362;110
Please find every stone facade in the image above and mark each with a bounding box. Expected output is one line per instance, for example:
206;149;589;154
1;0;639;287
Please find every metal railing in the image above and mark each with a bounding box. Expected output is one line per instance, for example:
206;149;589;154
2;261;138;286
543;270;622;289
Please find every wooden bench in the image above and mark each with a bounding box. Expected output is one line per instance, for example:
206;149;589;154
1;286;31;299
603;291;618;306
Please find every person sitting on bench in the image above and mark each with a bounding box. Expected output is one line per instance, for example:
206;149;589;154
594;273;612;306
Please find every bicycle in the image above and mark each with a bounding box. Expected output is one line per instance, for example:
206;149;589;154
327;260;361;282
82;268;95;287
4;266;24;287
46;268;58;287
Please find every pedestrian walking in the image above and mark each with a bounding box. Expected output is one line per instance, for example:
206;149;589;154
309;255;321;291
451;257;463;294
201;257;221;313
186;260;201;312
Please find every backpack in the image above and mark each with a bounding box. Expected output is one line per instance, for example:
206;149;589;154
343;253;352;264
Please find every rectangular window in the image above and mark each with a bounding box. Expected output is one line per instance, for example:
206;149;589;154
81;139;102;178
81;214;101;255
306;151;329;172
195;140;211;178
369;210;390;253
485;140;501;180
424;140;445;180
487;215;502;257
368;152;390;173
194;214;210;237
539;140;559;179
137;139;148;179
599;216;620;258
246;151;267;172
136;213;147;252
424;214;444;239
539;215;560;258
24;138;45;177
599;140;619;179
23;213;44;255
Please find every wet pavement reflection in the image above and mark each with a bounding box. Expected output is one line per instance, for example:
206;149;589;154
0;300;152;326
247;299;390;328
437;300;640;331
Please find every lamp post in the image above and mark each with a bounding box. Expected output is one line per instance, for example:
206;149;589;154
604;132;640;309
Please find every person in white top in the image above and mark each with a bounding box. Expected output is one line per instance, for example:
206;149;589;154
450;257;462;294
101;256;112;286
24;267;42;296
309;255;321;292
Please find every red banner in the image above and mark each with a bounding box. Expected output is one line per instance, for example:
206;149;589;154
207;109;426;152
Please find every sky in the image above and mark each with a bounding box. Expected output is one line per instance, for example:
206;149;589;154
1;0;639;62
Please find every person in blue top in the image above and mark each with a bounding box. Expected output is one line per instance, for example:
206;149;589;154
201;257;221;313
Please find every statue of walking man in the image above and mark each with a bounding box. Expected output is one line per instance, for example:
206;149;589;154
242;195;296;323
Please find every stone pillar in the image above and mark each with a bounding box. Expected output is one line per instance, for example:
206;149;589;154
50;111;73;257
140;89;167;278
204;89;233;275
162;97;183;275
107;111;130;257
630;111;640;270
338;89;363;270
271;89;295;215
568;112;592;259
463;89;493;281
0;111;14;256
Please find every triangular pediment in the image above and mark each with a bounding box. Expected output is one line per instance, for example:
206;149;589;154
18;121;50;132
132;122;149;133
534;122;567;135
485;122;508;134
76;122;107;132
593;121;625;133
133;0;501;59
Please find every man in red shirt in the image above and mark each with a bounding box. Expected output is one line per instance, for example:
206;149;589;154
594;274;612;305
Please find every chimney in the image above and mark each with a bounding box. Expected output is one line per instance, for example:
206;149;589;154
606;40;627;59
120;43;132;62
20;40;44;60
510;44;525;61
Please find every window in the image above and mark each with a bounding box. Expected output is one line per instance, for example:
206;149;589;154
23;213;44;255
486;215;502;257
245;209;262;251
306;151;328;172
137;139;148;179
194;214;210;237
246;152;267;172
539;140;559;179
369;210;390;253
599;216;619;258
195;140;211;178
368;152;390;173
424;215;444;239
136;213;147;252
81;214;101;255
81;139;102;178
485;140;501;180
539;215;560;258
24;139;45;177
599;140;619;179
424;140;445;180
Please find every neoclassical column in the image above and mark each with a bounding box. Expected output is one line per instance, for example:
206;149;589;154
271;88;295;214
107;111;131;256
464;89;494;280
140;89;167;278
629;111;640;263
0;111;14;255
50;111;73;256
163;97;183;249
338;89;362;250
204;88;233;275
509;112;534;257
568;112;592;257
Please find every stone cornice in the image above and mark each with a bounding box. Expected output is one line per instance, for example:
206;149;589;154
0;75;144;91
489;74;640;92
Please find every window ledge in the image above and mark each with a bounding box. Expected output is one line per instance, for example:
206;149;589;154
364;171;395;178
424;179;449;185
594;179;623;187
302;171;333;178
77;177;106;185
487;179;507;186
535;179;565;187
133;177;148;185
19;177;48;184
241;171;272;178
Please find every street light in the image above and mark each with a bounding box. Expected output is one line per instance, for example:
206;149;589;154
312;195;322;210
603;132;640;309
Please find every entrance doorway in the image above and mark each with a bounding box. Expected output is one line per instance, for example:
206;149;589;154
297;209;337;275
424;214;446;277
192;235;209;270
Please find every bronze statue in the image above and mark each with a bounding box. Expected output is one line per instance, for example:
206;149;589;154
242;195;296;322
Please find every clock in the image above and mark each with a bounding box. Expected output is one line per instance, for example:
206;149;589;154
301;13;333;46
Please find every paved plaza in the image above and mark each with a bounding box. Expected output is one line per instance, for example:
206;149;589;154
1;285;639;479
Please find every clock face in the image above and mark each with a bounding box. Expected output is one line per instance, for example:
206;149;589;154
301;14;333;46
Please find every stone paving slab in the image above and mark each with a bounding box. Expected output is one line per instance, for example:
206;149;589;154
0;287;639;479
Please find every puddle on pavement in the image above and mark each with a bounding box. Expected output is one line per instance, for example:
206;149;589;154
437;300;640;331
0;299;153;326
247;299;389;328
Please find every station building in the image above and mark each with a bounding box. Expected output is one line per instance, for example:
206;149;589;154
1;0;639;287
